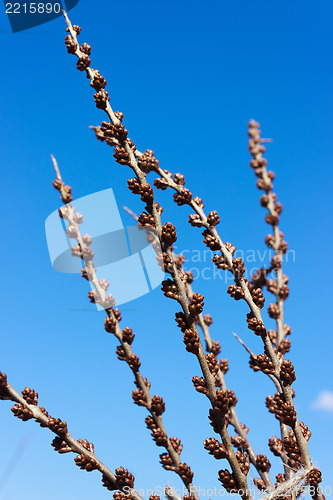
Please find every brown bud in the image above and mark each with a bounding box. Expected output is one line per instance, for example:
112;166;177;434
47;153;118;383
189;293;204;316
162;222;177;247
183;329;200;354
177;463;193;485
192;376;207;394
207;210;220;226
11;404;34;421
203;437;229;459
218;469;236;492
307;469;322;487
280;359;296;385
115;466;135;489
122;327;135;344
173;188;192;206
256;454;271;472
151;395;165;416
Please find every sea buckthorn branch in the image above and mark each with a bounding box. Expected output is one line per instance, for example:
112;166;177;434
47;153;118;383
232;332;293;485
183;266;273;491
123;209;273;492
151;156;321;494
136;129;318;484
52;156;199;499
62;12;253;498
0;371;144;499
247;121;308;487
247;120;290;351
90;97;319;499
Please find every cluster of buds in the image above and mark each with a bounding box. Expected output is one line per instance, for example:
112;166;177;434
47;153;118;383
283;434;301;463
265;232;288;254
205;353;219;377
47;417;68;435
235;450;250;476
161;279;179;301
227;284;244;301
173;173;185;185
173;188;192;206
122;327;135;345
161;222;177;248
280;359;296;385
266;393;296;426
202;230;221;251
21;387;38;405
175;311;188;332
160;453;175;471
132;389;147;407
170;436;183;455
65;34;78;54
249;354;275;375
52;178;73;204
214;389;237;415
231;435;248;451
114;492;131;500
189;293;205;317
256;454;271;472
211;241;235;273
212;254;228;270
126;353;141;372
115;466;135;490
188;213;203;228
203;437;229;459
253;478;267;492
268;436;283;457
90;70;107;92
268;302;280;319
246;313;267;336
75;440;99;472
192;376;207;394
232;257;246;278
151;395;166;416
114;146;130;165
138;212;156;228
183;329;200;354
154;170;173;191
218;469;236;492
275;473;285;486
177;463;193;485
136;150;159;173
211;340;221;356
11;403;34;421
307;469;322;487
94;89;110;110
51;437;72;454
251;288;265;309
207;210;220;226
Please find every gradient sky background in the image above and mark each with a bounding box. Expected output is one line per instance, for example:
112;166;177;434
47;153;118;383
1;1;332;499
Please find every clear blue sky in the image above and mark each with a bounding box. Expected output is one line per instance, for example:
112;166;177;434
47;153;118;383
1;1;332;499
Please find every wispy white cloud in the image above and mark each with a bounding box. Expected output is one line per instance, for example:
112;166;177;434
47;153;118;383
312;390;333;412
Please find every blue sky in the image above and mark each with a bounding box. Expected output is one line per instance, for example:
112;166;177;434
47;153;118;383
0;1;332;499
